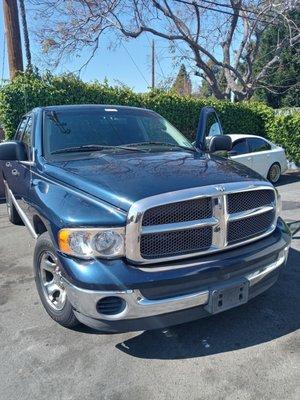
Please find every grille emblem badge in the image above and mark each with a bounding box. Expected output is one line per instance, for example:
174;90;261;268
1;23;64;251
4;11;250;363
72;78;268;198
216;185;225;192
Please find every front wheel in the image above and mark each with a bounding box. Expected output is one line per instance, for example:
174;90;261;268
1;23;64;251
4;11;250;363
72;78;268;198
268;162;281;184
34;232;80;329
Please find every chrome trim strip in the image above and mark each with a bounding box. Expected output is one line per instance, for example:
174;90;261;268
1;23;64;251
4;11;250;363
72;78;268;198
228;205;274;221
62;249;286;321
62;278;209;321
211;194;228;249
3;180;38;239
141;217;218;234
246;251;286;286
126;181;276;264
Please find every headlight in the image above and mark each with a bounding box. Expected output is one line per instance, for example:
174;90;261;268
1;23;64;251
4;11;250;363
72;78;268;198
58;227;125;259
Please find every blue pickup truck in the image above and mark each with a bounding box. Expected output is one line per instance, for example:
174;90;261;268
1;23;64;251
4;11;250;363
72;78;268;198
0;105;291;332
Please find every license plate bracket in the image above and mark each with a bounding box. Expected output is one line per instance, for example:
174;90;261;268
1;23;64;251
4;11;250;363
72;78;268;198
205;279;249;314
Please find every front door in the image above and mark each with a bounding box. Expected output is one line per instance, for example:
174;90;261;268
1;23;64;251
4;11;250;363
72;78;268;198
229;138;253;170
195;107;223;150
4;115;33;216
247;137;272;178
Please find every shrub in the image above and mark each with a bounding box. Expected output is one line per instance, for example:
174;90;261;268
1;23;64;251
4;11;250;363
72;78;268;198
269;114;300;164
0;72;298;162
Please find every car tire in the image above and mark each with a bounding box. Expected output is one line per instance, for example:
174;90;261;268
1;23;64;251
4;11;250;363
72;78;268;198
4;186;23;225
34;232;80;329
268;162;281;184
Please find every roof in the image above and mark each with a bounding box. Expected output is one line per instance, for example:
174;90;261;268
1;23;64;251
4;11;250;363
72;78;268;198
34;104;152;112
227;134;268;141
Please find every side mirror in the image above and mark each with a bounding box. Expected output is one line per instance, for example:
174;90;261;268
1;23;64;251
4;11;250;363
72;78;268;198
0;141;28;161
209;135;232;152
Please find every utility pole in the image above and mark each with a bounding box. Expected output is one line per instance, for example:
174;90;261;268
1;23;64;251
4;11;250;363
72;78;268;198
19;0;32;71
3;0;23;79
151;39;155;89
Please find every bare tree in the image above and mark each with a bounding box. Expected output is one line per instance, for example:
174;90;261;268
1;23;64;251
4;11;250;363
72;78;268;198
30;0;300;100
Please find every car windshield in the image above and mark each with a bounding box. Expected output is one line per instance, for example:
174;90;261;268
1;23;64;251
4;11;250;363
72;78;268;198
43;107;194;158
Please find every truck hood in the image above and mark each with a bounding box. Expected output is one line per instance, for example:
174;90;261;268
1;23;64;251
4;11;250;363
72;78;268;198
44;150;264;212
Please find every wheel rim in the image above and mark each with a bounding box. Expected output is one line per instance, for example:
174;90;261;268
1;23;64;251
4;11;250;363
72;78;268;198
269;164;280;183
38;251;67;311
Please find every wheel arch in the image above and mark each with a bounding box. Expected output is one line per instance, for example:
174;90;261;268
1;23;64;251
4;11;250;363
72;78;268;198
32;214;48;236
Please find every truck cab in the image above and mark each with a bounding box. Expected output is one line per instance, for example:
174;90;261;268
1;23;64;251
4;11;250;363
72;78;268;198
0;105;291;332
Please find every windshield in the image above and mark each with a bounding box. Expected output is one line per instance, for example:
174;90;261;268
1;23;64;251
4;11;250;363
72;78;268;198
43;107;194;158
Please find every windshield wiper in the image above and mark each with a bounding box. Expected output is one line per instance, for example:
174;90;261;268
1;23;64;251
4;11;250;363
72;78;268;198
121;142;196;152
51;144;146;155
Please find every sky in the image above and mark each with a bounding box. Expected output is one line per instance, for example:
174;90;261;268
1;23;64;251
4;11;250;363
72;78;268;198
0;4;195;93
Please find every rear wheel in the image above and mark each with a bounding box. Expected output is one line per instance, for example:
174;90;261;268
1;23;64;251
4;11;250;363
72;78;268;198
268;163;281;184
34;232;80;329
4;186;23;225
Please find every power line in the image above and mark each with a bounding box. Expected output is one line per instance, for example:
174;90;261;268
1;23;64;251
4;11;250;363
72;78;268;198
200;0;277;20
120;42;150;87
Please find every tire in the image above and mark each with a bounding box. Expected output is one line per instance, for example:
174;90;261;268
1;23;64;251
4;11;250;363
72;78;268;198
267;162;281;184
4;186;23;225
33;232;80;329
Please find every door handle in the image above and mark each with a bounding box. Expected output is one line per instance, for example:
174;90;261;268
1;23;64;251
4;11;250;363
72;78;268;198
12;169;20;176
6;161;12;167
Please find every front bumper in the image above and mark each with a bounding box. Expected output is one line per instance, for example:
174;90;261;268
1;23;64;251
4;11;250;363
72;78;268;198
57;218;291;332
63;247;289;331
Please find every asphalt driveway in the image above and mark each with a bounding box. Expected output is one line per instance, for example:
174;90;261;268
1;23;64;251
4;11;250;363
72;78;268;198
0;172;299;400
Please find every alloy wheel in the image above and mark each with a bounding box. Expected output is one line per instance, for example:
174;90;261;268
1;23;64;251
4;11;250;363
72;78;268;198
38;251;67;311
269;164;281;183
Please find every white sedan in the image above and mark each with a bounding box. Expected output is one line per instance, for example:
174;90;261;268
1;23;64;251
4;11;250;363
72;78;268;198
227;134;288;183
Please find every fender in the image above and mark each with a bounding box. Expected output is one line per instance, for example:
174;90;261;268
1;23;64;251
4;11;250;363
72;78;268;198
26;170;127;247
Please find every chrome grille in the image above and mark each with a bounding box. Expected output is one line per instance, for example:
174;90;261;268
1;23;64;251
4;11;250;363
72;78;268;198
126;182;277;264
228;210;275;244
227;190;275;214
142;198;212;226
140;227;213;259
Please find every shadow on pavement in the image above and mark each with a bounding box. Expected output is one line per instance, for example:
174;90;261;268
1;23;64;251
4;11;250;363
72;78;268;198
275;171;300;187
115;246;300;359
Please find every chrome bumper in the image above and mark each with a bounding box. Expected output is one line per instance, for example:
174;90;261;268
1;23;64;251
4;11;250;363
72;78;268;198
63;247;289;322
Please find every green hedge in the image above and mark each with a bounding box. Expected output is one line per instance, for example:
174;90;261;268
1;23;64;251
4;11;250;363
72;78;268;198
269;114;300;164
0;72;298;162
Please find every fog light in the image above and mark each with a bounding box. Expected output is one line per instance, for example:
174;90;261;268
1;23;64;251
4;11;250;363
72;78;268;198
96;297;126;315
